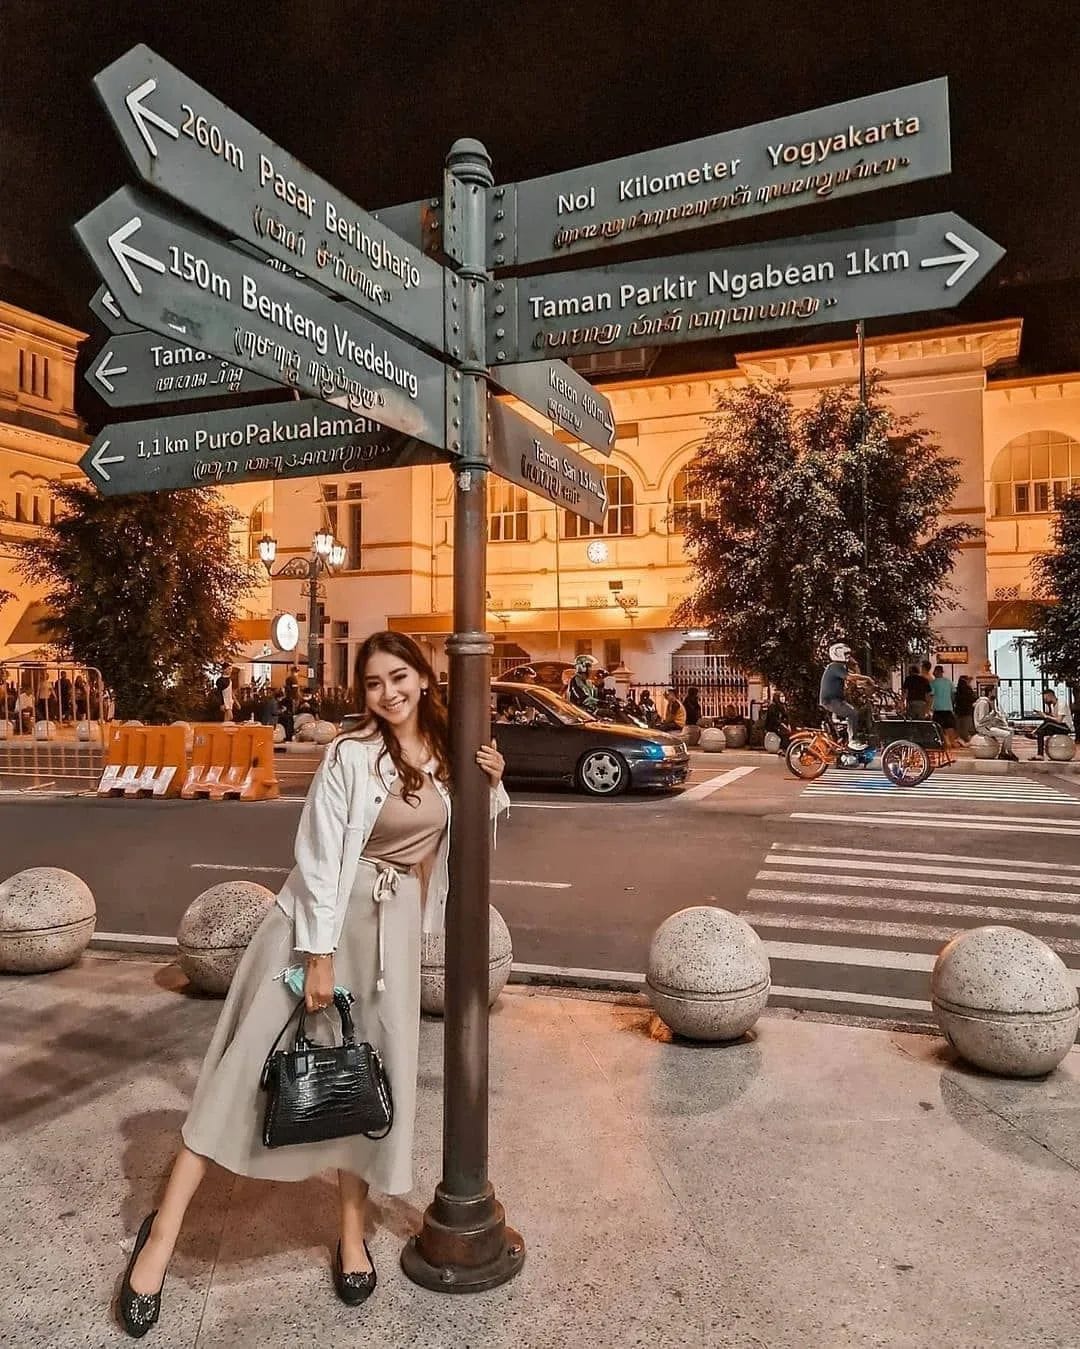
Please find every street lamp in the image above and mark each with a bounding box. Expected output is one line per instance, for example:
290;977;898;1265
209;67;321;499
260;530;346;694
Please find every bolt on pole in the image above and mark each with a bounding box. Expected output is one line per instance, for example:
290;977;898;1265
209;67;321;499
400;138;524;1293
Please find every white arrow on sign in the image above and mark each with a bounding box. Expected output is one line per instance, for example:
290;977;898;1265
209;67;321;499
125;77;179;158
102;289;123;320
90;440;125;482
91;349;129;394
107;216;166;295
919;230;980;288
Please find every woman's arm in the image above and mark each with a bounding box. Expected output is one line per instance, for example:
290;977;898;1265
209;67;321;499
291;745;350;958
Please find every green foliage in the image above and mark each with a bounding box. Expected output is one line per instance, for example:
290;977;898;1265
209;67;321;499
1029;489;1080;682
13;482;259;721
674;378;974;719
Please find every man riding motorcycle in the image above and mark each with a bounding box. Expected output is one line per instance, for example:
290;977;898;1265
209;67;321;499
567;654;600;711
819;642;867;750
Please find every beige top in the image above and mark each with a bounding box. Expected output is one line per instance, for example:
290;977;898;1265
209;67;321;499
364;773;447;868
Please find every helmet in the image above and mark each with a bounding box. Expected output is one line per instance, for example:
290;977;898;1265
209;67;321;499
506;665;536;682
574;654;598;672
828;642;852;663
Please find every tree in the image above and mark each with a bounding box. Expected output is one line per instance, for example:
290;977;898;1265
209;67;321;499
1029;489;1080;684
13;482;259;721
674;378;974;719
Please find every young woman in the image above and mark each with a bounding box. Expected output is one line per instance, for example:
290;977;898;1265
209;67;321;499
118;632;508;1336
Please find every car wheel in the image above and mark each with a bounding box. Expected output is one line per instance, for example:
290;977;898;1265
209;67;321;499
577;748;630;796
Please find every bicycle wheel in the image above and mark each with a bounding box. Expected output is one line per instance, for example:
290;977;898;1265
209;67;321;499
881;740;932;787
785;738;829;780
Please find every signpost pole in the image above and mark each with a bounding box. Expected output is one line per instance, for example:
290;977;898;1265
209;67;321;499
306;559;320;695
857;319;872;676
401;138;525;1293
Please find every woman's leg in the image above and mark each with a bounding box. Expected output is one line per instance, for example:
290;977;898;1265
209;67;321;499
338;1170;372;1272
129;1146;208;1294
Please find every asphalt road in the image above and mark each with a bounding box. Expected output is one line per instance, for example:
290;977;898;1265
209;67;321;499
3;751;1080;1027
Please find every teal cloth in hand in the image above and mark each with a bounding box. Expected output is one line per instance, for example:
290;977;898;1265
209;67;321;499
281;965;353;1002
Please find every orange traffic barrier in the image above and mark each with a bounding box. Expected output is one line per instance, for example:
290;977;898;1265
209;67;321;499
182;724;279;801
97;725;186;798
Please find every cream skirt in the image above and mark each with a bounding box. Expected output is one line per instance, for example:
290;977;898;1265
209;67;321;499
181;861;421;1193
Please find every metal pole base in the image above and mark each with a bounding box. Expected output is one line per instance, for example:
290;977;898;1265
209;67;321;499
400;1183;525;1293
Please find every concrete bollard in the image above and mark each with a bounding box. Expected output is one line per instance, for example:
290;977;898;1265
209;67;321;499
699;727;726;753
647;906;770;1041
723;723;748;749
970;735;999;760
176;881;275;995
273;723;286;743
293;713;315;734
931;925;1080;1077
0;867;96;973
682;724;701;747
763;731;782;754
1046;734;1076;763
0;720;15;740
420;905;512;1015
33;720;56;741
76;721;102;742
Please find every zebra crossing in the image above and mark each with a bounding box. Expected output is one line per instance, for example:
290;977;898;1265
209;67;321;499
801;767;1080;805
742;841;1080;1022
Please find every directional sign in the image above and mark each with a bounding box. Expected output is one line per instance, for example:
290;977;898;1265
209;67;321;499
487;398;607;526
86;330;280;407
489;359;614;455
490;212;1004;364
75;186;450;449
80;400;450;496
88;285;140;334
95;45;453;355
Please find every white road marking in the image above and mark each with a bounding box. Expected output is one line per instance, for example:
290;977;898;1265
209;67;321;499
511;961;645;986
92;931;177;949
763;940;936;971
770;985;931;1012
791;811;1080;838
772;842;1080;874
748;887;1080;929
678;765;758;801
492;878;571;889
740;909;1080;955
761;864;1080;900
190;863;289;873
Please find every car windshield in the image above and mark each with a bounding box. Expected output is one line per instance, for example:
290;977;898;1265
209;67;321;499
513;685;596;726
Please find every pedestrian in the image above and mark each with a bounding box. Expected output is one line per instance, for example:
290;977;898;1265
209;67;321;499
954;675;976;743
682;686;702;727
284;665;301;705
213;664;234;723
929;665;958;748
58;670;73;723
659;687;686;732
902;663;932;718
257;686;282;728
35;670;54;722
763;691;792;750
973;685;1018;760
1069;681;1080;745
637;689;659;726
117;631;509;1334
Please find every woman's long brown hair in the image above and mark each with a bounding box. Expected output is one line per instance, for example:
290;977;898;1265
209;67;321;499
336;631;450;800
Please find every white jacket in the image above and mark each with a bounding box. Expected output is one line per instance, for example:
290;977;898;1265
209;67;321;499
275;734;510;954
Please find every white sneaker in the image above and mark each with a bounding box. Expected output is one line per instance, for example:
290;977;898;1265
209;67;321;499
849;739;867;751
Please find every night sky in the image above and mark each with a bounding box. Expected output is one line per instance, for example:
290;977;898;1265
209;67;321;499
3;0;1079;407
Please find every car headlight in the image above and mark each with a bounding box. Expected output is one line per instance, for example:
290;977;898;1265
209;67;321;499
661;743;678;758
642;743;665;760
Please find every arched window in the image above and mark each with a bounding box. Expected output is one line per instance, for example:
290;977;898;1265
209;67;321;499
489;478;529;542
991;431;1080;515
669;464;711;533
564;465;635;538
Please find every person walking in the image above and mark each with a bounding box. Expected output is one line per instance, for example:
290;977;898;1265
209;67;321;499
117;631;509;1335
954;675;976;743
929;665;958;748
974;685;1018;761
213;664;234;723
902;663;932;719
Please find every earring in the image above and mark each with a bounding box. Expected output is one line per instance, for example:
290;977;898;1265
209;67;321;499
421;686;428;696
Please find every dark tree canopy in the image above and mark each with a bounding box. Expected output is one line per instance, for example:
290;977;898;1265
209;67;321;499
674;378;974;717
1029;489;1080;684
12;482;259;721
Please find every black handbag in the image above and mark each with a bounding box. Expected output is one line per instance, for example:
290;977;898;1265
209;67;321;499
260;990;393;1148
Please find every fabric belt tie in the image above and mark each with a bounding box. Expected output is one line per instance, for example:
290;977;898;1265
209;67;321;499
359;857;404;993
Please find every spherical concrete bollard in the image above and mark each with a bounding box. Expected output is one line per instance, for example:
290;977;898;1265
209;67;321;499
123;719;144;727
970;735;998;760
273;723;286;744
33;720;56;741
1046;734;1077;763
647;906;770;1042
723;723;748;749
0;720;15;740
699;727;726;753
682;724;701;747
176;881;275;995
294;712;315;732
76;721;102;742
0;867;96;973
420;906;512;1015
309;720;337;745
931;925;1079;1077
763;731;782;754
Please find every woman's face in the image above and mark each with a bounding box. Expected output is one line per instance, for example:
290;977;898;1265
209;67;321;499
363;649;426;730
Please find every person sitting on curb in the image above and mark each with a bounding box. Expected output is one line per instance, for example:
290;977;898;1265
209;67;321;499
660;688;686;732
973;686;1018;761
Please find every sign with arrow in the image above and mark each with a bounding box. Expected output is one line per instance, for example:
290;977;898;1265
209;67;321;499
75;186;450;450
86;330;280;407
88;285;140;334
487;397;607;526
488;359;615;455
94;45;453;356
80;399;450;495
490;212;1004;363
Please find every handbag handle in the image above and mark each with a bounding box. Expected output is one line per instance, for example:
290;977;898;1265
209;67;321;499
260;989;357;1089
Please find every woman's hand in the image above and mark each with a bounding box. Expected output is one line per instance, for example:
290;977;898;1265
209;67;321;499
303;953;335;1013
476;739;505;788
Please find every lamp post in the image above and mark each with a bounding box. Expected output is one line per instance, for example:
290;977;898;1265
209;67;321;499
259;531;346;695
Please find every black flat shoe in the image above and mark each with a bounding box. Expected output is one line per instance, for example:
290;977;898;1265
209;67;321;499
333;1239;377;1306
118;1211;165;1338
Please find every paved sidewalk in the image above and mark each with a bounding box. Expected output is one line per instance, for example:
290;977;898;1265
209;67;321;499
2;956;1079;1348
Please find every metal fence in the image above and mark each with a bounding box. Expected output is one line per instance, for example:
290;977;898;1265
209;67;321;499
0;662;109;791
